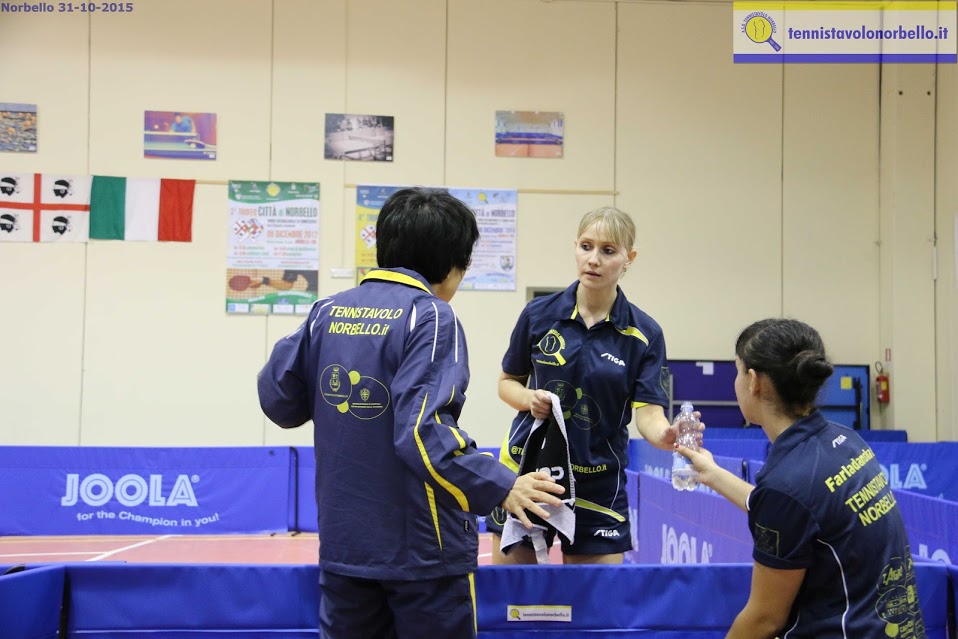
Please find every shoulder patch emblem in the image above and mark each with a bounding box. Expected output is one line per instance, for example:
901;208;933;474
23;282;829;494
659;366;672;396
754;523;780;557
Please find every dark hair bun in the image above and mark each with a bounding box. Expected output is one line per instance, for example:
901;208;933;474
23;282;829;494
794;350;834;384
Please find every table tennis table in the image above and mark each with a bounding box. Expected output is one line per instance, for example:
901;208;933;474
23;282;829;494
144;130;217;160
327;138;382;160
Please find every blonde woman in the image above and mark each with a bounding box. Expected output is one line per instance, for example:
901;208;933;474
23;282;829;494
490;206;694;565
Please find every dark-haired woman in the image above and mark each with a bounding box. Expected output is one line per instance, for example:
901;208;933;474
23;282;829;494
679;318;925;639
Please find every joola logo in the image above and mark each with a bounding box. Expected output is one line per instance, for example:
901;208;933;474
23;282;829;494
61;473;200;507
600;353;625;366
918;543;952;565
879;463;928;491
593;529;620;537
831;434;847;448
660;524;713;565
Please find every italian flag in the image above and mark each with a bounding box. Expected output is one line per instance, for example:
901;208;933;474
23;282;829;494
90;176;195;242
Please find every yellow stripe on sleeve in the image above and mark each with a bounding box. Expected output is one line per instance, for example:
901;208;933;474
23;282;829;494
469;572;477;635
414;394;470;511
435;410;469;456
424;483;442;551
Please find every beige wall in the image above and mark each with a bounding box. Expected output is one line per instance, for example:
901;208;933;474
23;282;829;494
935;59;958;443
0;0;953;447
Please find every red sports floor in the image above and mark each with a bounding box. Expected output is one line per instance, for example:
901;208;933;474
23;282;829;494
0;533;547;565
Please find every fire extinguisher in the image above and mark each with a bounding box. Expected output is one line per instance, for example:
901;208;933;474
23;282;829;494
874;362;890;404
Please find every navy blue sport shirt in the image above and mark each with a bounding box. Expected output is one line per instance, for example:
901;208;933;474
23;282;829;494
258;268;517;581
748;410;925;638
499;282;669;527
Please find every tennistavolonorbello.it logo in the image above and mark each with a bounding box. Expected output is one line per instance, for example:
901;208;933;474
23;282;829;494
742;11;782;50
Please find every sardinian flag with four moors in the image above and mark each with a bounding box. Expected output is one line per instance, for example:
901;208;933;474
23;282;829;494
0;173;92;242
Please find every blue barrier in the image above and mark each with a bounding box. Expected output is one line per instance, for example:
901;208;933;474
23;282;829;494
476;564;750;638
477;563;949;638
869;442;958;501
625;469;640;564
895;489;958;565
0;565;64;639
0;447;290;535
699;428;766;439
861;430;908;442
697;428;908;442
950;566;958;631
913;562;951;638
637;472;753;564
704;439;769;464
65;563;318;638
292;446;318;533
630;439;751;482
1;562;938;638
628;436;768;473
631;439;672;479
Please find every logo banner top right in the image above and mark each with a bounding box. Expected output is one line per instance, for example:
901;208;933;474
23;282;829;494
734;1;957;63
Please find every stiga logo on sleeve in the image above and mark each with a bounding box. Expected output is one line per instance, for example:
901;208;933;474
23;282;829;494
61;473;200;507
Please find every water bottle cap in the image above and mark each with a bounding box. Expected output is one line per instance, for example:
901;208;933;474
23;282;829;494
680;401;694;413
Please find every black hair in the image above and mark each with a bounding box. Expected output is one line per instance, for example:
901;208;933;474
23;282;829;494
735;318;834;417
376;187;479;284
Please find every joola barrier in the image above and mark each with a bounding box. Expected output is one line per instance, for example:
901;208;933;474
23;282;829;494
867;442;958;501
1;442;956;637
896;488;958;566
635;471;753;565
0;562;950;638
0;439;953;536
632;468;954;637
0;446;291;536
0;565;65;639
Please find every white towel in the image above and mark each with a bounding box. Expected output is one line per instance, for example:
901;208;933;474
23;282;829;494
500;392;576;563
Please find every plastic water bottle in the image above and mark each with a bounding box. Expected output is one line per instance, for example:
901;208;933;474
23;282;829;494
671;402;701;491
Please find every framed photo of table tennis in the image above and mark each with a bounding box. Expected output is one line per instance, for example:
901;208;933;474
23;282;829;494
324;113;394;162
144;110;218;160
495;110;563;158
0;102;37;153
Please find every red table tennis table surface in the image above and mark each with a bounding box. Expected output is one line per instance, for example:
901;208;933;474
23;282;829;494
0;532;560;565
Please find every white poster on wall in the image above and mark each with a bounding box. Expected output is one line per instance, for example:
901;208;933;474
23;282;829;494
448;187;517;292
226;180;320;315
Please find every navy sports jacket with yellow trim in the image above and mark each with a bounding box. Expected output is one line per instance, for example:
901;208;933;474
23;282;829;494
258;267;516;580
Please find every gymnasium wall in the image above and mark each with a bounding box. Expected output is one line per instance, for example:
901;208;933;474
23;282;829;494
935;60;958;442
0;0;954;447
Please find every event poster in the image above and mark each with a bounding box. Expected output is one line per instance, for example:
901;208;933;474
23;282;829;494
355;184;402;284
355;185;516;291
448;187;517;291
227;181;320;315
